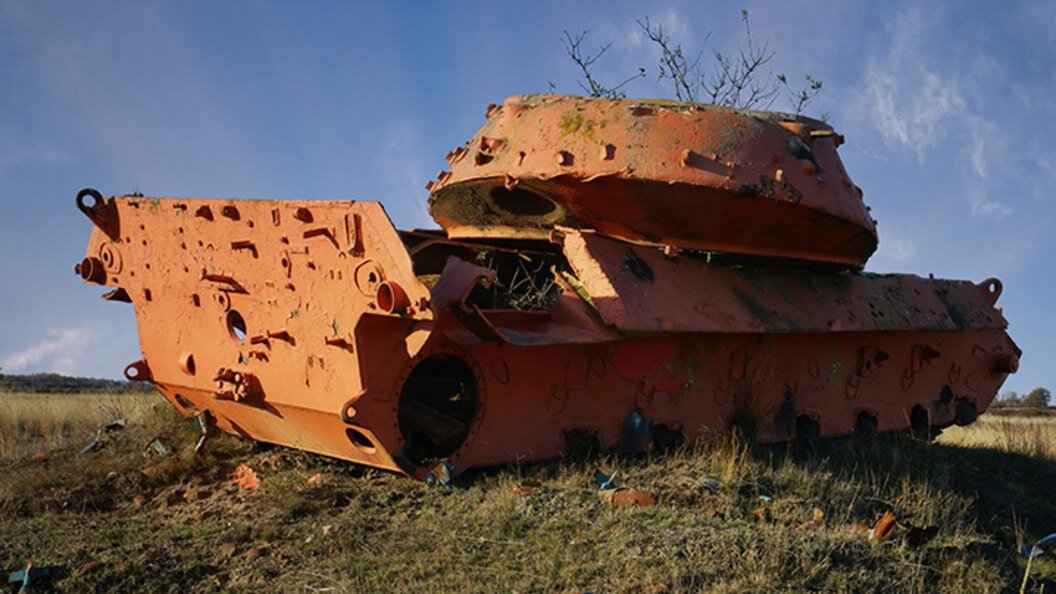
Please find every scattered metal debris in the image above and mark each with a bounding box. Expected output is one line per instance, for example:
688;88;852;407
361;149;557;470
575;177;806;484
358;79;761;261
601;488;657;509
595;469;620;491
230;464;261;490
699;477;721;491
7;562;64;593
423;461;455;490
145;437;170;457
80;418;128;455
73;559;106;576
193;411;213;456
870;510;898;542
80;440;104;455
594;469;656;508
512;484;536;496
751;505;771;522
855;501;938;548
1019;532;1056;594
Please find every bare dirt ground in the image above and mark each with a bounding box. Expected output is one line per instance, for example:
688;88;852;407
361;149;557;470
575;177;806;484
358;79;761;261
1;391;1054;593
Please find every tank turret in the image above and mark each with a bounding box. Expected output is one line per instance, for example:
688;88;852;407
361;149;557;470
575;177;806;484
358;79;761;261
429;95;876;268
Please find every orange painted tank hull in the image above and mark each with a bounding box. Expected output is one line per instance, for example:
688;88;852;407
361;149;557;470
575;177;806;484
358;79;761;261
74;95;1018;479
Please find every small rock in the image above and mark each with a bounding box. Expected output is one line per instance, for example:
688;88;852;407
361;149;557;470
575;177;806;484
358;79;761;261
245;545;269;559
306;473;326;488
220;542;238;557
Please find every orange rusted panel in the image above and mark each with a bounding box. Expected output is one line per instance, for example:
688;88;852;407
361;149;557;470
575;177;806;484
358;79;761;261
74;94;1018;480
558;229;1007;335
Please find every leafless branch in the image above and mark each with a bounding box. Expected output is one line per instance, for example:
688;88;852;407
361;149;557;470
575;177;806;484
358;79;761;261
637;18;707;103
779;73;823;115
563;10;823;115
700;10;779;109
561;30;645;99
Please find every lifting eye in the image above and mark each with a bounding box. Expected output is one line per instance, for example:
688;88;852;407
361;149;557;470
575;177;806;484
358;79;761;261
981;278;1002;306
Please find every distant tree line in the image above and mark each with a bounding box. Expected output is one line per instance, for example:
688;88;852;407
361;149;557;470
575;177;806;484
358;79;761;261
993;387;1052;408
0;372;154;395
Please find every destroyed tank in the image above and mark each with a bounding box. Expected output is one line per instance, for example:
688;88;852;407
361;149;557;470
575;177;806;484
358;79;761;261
75;94;1019;480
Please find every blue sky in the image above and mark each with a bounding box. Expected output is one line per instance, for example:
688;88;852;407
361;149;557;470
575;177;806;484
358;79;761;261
1;1;1053;396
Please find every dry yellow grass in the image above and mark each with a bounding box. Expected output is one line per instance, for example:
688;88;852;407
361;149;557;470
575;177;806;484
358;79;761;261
0;395;1053;592
939;412;1056;459
0;391;158;457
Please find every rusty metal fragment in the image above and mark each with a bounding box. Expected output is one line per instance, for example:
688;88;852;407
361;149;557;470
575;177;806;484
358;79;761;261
231;464;261;490
74;94;1018;480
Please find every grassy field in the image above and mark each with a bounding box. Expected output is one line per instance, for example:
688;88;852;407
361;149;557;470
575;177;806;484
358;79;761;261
0;392;158;457
0;392;1053;593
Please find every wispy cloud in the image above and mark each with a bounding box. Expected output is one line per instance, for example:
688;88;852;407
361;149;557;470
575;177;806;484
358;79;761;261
876;227;917;265
1;328;93;375
0;141;70;171
967;185;1014;220
849;5;1015;220
868;69;965;158
967;117;992;180
854;7;965;159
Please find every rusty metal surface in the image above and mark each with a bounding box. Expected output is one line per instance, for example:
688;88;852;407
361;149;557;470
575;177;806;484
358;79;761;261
429;95;877;268
76;193;432;472
559;229;1007;334
74;94;1019;480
